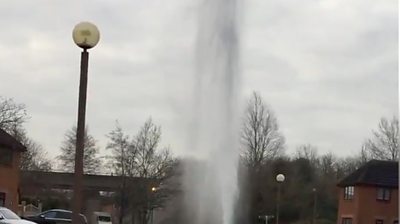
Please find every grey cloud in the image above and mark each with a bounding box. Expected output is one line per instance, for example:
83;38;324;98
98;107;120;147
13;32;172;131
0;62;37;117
0;0;396;159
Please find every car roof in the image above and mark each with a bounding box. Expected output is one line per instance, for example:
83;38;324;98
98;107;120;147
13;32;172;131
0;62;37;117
44;209;72;213
42;209;86;216
0;207;20;216
0;207;12;211
93;212;111;216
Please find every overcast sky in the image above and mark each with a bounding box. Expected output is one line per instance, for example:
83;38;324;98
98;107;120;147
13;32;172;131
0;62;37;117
0;0;397;162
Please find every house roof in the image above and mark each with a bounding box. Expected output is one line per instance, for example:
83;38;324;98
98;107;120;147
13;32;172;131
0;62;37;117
0;129;26;151
338;160;398;188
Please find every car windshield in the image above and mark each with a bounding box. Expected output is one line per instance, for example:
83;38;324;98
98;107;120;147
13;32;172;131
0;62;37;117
0;209;20;220
98;216;111;222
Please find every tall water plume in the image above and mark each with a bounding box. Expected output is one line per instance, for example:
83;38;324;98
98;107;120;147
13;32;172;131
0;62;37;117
184;0;241;223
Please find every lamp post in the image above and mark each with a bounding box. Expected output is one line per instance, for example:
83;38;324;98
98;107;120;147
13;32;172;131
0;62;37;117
312;188;317;224
119;148;126;224
275;174;285;224
71;21;100;224
259;215;274;224
150;187;157;224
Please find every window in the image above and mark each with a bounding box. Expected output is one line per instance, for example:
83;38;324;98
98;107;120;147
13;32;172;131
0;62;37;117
56;211;71;220
344;186;354;200
0;193;5;207
98;216;111;222
377;188;391;201
0;148;13;166
342;218;352;224
376;219;384;224
43;211;57;218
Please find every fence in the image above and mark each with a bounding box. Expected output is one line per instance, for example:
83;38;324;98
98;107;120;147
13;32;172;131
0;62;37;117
17;201;42;217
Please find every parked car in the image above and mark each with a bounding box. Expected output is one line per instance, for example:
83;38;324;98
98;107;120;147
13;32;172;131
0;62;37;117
0;207;37;224
23;209;87;224
91;212;112;224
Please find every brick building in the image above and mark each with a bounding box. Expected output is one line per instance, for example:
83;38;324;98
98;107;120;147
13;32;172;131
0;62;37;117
337;160;398;224
0;129;26;211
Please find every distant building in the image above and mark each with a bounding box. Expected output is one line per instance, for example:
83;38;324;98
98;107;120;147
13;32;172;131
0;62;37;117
0;129;26;211
337;160;398;224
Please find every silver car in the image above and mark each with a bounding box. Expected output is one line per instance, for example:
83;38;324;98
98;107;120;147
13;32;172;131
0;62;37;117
0;207;37;224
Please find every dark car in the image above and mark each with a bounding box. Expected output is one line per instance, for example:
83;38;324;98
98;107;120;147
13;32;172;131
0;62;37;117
23;209;87;224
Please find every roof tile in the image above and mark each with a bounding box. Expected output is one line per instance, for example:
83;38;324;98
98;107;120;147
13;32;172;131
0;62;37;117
338;160;398;187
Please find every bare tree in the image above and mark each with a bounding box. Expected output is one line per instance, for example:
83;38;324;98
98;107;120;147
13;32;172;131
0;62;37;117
57;126;101;174
106;122;132;224
241;92;285;169
128;119;176;224
362;116;399;161
0;97;27;133
0;98;51;171
130;119;175;179
20;135;52;171
106;121;131;176
318;153;337;177
295;144;319;165
106;119;176;224
9;126;52;171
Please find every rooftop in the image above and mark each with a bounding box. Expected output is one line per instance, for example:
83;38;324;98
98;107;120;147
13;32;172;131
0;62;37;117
0;129;26;151
338;160;398;188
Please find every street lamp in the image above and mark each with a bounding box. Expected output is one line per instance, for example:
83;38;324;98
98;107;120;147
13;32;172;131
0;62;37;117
259;215;274;224
150;187;157;224
276;174;285;224
312;188;317;224
71;21;100;224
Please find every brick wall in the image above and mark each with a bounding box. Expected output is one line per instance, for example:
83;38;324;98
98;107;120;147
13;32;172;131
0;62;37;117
337;187;359;224
0;150;21;212
337;186;399;224
357;186;398;224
